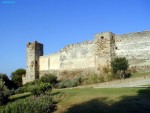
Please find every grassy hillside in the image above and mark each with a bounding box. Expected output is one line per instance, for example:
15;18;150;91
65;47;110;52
53;88;150;113
4;87;150;113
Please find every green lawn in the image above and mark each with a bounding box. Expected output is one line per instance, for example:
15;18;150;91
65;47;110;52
52;88;150;113
6;87;150;113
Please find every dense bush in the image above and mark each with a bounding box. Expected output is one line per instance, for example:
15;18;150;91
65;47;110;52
0;95;55;113
58;81;66;88
14;87;28;94
15;81;52;95
14;80;42;94
11;68;26;87
111;57;129;78
58;77;81;88
40;74;57;85
81;74;103;85
24;79;41;86
0;79;10;106
0;73;16;89
28;83;52;96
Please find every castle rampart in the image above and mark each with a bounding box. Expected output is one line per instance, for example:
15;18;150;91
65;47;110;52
115;31;150;70
23;30;150;84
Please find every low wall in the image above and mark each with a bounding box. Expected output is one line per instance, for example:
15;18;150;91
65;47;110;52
39;68;95;80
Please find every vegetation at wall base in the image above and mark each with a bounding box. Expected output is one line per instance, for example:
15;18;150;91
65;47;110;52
40;74;57;85
0;95;55;113
28;83;52;96
111;57;129;78
15;74;57;94
0;79;55;112
57;77;81;88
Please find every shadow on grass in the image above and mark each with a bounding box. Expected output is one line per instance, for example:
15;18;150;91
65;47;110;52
64;88;150;113
52;91;68;104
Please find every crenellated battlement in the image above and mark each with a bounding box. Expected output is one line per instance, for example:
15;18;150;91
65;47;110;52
60;40;94;52
115;30;150;43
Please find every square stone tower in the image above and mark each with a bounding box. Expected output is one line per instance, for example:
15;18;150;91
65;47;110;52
94;32;116;74
22;41;43;84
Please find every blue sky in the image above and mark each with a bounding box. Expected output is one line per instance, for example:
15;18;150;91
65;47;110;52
0;0;150;77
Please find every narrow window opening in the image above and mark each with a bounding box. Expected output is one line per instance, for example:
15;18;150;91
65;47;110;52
101;36;104;39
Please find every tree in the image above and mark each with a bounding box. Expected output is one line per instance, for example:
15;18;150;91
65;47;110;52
0;79;10;106
111;57;129;78
0;73;9;81
11;69;26;87
0;73;15;89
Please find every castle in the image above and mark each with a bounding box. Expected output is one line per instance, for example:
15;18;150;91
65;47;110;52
22;30;150;84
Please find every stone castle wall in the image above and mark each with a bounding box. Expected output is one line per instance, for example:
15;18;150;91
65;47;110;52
116;31;150;71
38;32;115;79
23;30;150;84
59;41;95;70
39;53;60;71
38;41;96;79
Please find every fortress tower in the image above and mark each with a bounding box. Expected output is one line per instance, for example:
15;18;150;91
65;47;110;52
22;41;43;84
94;32;116;73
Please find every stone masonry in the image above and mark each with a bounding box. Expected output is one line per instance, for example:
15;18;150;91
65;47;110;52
22;41;43;84
22;30;150;84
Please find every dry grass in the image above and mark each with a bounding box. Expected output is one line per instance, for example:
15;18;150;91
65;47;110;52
131;71;150;78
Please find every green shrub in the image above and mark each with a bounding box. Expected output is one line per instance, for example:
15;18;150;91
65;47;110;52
11;68;26;87
24;79;41;86
57;77;81;89
14;87;28;94
111;57;129;78
0;92;9;106
29;83;52;96
73;77;81;86
57;80;69;88
0;95;55;113
80;74;106;85
28;85;40;96
58;82;66;88
63;80;71;87
69;82;77;87
39;83;52;95
0;79;10;106
0;73;16;89
81;74;100;84
98;76;105;82
40;74;57;85
14;80;42;95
